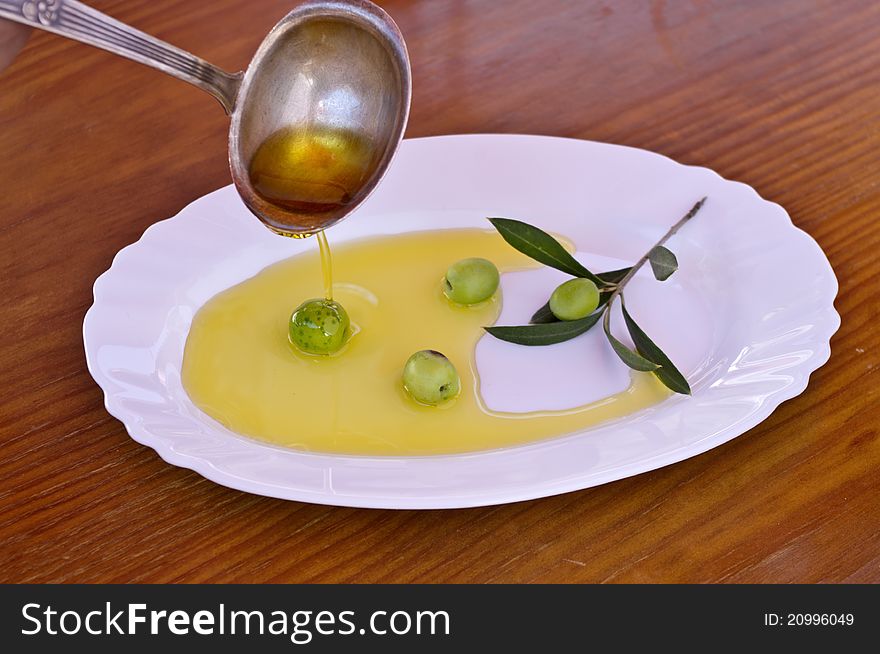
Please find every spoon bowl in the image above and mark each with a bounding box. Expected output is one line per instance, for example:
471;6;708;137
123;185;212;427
0;0;411;237
230;1;411;236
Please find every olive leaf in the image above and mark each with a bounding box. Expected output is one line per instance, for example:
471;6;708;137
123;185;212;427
602;307;659;371
485;311;602;346
597;268;632;284
488;217;604;285
530;302;557;324
620;298;691;394
648;246;678;281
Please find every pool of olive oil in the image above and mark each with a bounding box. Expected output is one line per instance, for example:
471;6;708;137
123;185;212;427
181;229;669;456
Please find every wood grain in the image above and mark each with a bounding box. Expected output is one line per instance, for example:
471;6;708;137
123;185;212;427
1;0;878;583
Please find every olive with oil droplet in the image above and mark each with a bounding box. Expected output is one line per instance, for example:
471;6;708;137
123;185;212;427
289;298;350;355
402;350;461;406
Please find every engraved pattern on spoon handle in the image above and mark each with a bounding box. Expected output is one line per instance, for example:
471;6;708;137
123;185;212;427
0;0;242;113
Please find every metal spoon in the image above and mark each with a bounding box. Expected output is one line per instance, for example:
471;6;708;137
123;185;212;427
0;0;411;236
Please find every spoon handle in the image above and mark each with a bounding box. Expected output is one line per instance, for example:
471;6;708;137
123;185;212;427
0;0;242;113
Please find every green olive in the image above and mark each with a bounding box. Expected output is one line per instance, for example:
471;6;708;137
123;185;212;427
289;298;350;355
549;278;600;321
443;257;500;305
402;350;461;406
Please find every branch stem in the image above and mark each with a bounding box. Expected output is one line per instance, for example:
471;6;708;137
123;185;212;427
603;197;706;308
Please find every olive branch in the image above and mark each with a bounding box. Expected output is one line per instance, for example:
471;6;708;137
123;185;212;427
484;198;707;395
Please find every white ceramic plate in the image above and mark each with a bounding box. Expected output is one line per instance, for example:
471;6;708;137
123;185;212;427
83;135;839;509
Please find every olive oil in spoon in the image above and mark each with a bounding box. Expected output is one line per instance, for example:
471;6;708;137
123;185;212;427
247;125;376;234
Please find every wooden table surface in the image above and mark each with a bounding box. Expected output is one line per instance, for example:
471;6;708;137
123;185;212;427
1;0;878;584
